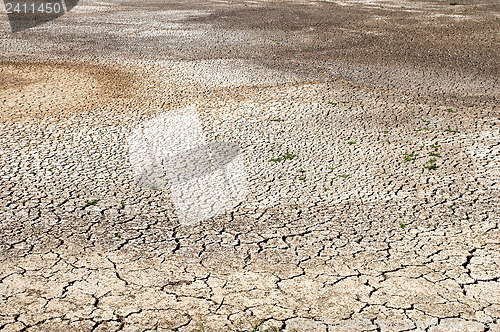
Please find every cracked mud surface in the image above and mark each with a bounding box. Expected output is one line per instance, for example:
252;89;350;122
0;0;499;330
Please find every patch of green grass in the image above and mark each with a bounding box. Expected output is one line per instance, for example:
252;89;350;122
120;200;125;205
324;187;330;191
48;169;53;172
446;109;456;113
338;174;349;178
420;118;430;123
29;171;36;175
415;127;429;132
297;168;306;173
383;131;389;134
151;186;158;191
328;101;337;105
269;157;282;162
283;152;296;160
270;118;282;122
385;139;391;143
85;199;98;207
328;167;335;171
445;128;459;134
341;101;349;104
449;2;458;5
298;176;306;181
430;144;440;149
425;159;438;170
429;152;441;157
347;141;356;145
114;233;121;238
400;223;406;229
404;153;416;162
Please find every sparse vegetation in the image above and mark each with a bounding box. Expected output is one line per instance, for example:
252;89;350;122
85;199;98;206
425;159;438;170
338;174;349;178
404;153;416;162
283;152;296;160
445;128;459;134
429;152;441;157
347;141;356;145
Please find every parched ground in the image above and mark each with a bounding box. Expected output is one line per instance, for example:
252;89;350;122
0;0;499;331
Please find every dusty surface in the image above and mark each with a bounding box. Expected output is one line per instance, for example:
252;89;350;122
0;0;499;331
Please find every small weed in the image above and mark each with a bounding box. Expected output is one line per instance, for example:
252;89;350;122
448;206;455;210
270;118;282;122
385;139;391;143
347;141;356;145
420;118;430;123
430;144;440;149
29;171;36;175
425;164;437;170
383;131;389;134
85;199;98;207
283;152;296;160
298;176;306;181
324;187;330;191
120;200;125;205
445;128;459;134
190;323;205;332
151;186;158;191
449;2;458;5
429;152;441;157
297;168;306;173
328;101;337;105
48;169;53;172
404;153;415;162
400;223;406;229
152;164;158;168
427;158;437;164
341;101;349;104
328;167;335;171
269;157;282;162
415;127;428;132
338;174;349;178
114;233;121;238
251;320;265;332
446;109;456;113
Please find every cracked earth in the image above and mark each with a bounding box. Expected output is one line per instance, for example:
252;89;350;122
0;0;499;330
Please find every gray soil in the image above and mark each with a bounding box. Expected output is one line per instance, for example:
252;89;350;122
0;0;499;331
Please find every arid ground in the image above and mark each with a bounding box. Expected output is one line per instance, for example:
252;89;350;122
0;0;499;330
